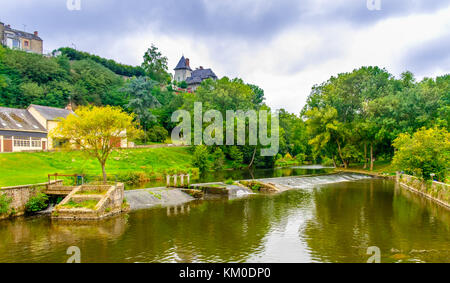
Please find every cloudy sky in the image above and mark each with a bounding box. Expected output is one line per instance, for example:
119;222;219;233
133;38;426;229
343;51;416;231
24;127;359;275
1;0;449;113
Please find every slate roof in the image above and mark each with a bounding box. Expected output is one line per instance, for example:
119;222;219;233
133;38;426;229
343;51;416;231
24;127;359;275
0;107;47;132
186;68;218;85
29;104;73;121
174;56;192;71
3;26;42;41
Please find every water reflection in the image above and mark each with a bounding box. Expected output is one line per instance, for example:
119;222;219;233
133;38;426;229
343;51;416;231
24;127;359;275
0;178;448;263
302;179;450;263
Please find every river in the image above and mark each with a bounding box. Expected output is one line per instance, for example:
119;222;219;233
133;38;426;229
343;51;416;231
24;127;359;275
0;169;448;263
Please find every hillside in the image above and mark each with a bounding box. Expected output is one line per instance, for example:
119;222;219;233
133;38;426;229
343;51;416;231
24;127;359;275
0;45;135;109
58;47;145;77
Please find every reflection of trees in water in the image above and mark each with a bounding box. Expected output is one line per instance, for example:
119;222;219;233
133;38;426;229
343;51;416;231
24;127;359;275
0;191;311;263
3;179;447;263
302;180;450;263
110;192;313;263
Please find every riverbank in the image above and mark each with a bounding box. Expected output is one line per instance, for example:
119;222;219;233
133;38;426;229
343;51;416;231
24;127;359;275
397;174;449;209
333;165;449;209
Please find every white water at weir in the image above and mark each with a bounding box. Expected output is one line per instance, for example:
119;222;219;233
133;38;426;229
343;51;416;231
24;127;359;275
267;173;373;189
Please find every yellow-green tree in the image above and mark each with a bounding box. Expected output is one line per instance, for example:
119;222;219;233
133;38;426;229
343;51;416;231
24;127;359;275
51;106;142;182
392;127;450;181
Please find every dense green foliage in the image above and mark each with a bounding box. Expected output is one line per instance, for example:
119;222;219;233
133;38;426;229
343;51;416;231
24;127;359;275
0;46;127;108
1;43;448;179
302;67;449;171
59;47;145;77
142;44;170;83
392;127;450;181
25;191;49;212
192;145;210;173
0;194;12;215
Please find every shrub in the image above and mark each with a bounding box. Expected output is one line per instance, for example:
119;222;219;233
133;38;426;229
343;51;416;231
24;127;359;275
229;146;243;169
393;127;450;181
0;193;12;215
224;178;234;185
147;125;169;143
192;145;210;172
25;191;49;212
117;171;149;185
295;153;305;164
284;153;294;161
321;156;335;167
212;148;225;170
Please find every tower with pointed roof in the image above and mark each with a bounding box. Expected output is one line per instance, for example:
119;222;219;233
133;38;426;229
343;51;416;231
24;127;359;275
173;56;192;83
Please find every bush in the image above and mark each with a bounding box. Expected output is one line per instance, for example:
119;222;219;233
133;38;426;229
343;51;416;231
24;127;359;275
147;125;169;143
179;81;188;89
192;145;210;172
393;127;450;181
212;148;225;170
224;178;234;185
0;193;12;215
117;171;149;185
229;146;244;169
25;191;49;213
321;156;335;167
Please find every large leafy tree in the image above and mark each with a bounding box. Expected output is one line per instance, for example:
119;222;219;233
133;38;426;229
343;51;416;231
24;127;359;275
303;67;397;169
52;106;142;182
392;127;450;181
142;44;170;83
121;77;161;135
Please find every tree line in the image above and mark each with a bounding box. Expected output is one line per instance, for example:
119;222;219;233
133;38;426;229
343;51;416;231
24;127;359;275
1;44;448;179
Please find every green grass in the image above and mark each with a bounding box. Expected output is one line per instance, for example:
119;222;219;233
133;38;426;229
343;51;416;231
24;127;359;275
335;160;395;176
0;147;194;187
60;200;99;210
75;190;107;195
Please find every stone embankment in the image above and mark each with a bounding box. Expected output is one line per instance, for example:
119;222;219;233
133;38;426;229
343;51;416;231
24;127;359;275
397;173;449;209
0;180;62;219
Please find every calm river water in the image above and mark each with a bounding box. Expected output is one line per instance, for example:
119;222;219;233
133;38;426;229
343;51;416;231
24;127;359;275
0;172;448;263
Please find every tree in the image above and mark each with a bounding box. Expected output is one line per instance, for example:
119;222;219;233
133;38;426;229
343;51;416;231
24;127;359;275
212;147;226;170
147;125;169;143
121;77;161;139
192;145;210;173
392;127;450;181
142;44;169;83
51;106;142;182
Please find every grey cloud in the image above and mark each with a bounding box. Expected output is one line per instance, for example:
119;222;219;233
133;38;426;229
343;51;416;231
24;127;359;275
1;0;449;42
401;34;450;75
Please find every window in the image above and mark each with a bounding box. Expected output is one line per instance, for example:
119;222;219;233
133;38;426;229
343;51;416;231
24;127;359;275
12;39;20;49
14;137;30;147
31;137;41;148
13;137;42;148
24;40;29;47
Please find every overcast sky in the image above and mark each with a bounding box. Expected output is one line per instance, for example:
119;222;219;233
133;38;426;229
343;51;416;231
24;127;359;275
1;0;449;113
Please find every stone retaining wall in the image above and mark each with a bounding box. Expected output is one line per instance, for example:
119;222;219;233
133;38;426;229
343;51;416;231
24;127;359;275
397;173;449;209
0;180;62;219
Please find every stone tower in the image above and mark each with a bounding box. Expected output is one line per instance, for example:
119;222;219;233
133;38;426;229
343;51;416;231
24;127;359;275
173;56;192;83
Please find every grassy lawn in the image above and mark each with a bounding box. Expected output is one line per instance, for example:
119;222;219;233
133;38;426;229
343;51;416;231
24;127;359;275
335;160;395;176
0;147;194;187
